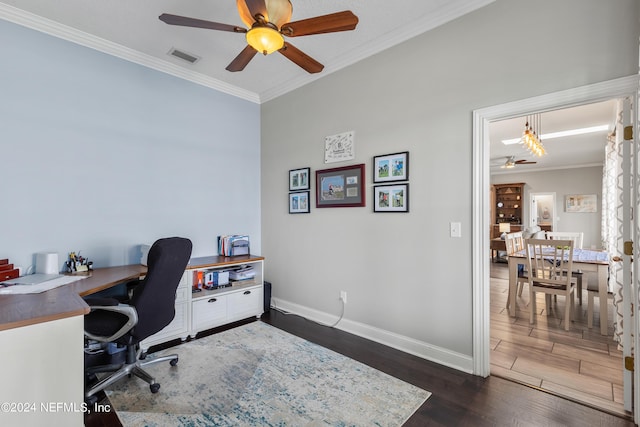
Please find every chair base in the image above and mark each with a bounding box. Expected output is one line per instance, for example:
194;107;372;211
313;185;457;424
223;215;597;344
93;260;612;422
85;351;178;400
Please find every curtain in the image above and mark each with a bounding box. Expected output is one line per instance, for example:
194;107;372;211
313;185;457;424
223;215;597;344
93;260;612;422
601;100;626;347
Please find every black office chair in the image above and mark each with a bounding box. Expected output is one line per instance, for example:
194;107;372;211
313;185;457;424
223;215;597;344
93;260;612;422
84;237;192;401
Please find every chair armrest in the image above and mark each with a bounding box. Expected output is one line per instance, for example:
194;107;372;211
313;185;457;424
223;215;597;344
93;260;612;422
84;304;138;343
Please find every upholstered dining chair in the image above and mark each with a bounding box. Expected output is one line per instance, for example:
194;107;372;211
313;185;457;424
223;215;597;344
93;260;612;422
84;237;192;402
525;238;577;331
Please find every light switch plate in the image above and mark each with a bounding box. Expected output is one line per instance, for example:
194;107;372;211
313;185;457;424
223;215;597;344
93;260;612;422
450;222;462;238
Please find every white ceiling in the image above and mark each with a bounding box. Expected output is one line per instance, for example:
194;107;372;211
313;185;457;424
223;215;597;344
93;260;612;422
0;0;494;103
489;99;618;174
1;0;618;171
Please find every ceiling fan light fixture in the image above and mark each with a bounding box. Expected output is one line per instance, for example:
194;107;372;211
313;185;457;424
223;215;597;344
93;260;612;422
246;25;284;55
237;0;292;28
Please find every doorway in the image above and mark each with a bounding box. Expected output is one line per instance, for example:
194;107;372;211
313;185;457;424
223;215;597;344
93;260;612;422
471;75;639;419
530;192;556;230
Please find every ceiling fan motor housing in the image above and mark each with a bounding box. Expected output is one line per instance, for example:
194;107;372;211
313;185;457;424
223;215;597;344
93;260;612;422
237;0;292;28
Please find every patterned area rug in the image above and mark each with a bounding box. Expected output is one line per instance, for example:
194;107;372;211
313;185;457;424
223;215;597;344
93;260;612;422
107;321;431;426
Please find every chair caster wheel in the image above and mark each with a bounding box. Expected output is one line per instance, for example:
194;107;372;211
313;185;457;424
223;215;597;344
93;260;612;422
85;395;98;406
150;383;160;393
170;357;179;366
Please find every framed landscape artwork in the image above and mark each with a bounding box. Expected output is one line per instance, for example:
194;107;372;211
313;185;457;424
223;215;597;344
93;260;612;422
373;151;409;183
316;164;365;208
565;194;597;213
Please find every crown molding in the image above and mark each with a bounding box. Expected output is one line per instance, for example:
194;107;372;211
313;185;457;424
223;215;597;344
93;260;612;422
2;0;494;104
0;3;261;104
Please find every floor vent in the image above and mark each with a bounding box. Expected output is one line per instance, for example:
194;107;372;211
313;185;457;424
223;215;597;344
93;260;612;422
168;48;200;64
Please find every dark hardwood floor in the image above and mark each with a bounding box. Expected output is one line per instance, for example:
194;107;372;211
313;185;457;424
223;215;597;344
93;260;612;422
86;310;635;426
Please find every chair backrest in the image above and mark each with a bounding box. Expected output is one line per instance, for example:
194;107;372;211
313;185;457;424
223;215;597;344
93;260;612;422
524;238;574;287
546;231;584;249
129;237;192;341
505;232;525;255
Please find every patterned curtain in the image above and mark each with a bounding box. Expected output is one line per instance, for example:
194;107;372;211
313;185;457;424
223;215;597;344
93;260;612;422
601;100;625;347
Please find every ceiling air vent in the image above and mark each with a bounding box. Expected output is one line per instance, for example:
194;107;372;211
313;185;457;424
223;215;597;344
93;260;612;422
168;48;200;64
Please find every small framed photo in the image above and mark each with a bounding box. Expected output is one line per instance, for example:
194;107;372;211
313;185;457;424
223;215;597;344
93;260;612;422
316;164;365;208
289;191;310;214
373;151;409;183
373;184;409;213
289;167;310;191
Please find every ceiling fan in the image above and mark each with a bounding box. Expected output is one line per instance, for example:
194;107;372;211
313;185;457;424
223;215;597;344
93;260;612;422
500;156;537;169
159;0;359;73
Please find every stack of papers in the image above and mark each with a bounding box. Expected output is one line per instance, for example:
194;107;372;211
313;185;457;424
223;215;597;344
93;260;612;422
0;274;85;294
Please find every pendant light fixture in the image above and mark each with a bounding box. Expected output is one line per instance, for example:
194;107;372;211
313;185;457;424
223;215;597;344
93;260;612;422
522;114;546;157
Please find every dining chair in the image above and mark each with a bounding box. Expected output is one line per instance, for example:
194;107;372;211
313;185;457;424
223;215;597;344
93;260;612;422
546;231;584;249
525;238;577;331
546;231;586;305
504;232;528;310
586;255;619;330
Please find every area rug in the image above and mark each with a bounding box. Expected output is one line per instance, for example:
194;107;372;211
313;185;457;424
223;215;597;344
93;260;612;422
107;321;431;426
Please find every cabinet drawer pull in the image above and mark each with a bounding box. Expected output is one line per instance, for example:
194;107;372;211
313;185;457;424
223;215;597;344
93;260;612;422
243;290;251;295
208;298;218;303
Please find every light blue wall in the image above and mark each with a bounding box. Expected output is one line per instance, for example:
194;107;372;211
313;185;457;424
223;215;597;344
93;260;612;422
0;19;261;271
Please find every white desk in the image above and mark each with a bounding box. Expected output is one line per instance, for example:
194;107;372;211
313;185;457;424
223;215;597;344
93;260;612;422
507;249;610;335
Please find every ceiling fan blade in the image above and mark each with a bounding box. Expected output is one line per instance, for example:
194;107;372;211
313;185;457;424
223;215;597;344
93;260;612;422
159;13;246;33
243;0;269;22
282;11;359;37
515;160;537;165
278;42;324;73
226;45;258;72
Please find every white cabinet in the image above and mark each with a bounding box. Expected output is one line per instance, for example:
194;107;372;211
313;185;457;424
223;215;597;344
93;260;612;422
190;283;263;336
141;255;264;351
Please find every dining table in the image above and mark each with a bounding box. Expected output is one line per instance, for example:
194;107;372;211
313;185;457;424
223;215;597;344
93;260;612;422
507;248;610;335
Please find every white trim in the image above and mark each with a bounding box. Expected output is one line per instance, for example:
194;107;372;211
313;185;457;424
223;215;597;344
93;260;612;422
472;76;640;402
0;4;260;104
273;297;474;373
491;162;604;176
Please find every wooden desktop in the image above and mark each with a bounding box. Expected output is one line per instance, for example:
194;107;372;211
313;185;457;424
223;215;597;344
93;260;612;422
0;265;147;427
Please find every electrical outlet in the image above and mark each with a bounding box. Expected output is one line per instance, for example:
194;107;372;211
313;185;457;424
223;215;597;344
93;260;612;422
340;291;347;304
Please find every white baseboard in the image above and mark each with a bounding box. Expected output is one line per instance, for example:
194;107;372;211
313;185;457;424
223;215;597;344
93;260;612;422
271;298;473;374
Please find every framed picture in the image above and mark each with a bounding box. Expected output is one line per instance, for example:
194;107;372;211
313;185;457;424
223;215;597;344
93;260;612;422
324;131;355;163
289;191;310;214
565;194;597;213
373;151;409;183
316;164;365;208
289;167;310;191
373;184;409;212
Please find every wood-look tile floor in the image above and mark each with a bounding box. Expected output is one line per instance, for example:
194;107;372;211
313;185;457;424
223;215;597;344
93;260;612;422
490;261;627;417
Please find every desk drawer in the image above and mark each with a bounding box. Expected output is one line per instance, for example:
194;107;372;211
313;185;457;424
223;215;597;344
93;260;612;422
228;286;263;319
0;268;19;282
193;295;228;328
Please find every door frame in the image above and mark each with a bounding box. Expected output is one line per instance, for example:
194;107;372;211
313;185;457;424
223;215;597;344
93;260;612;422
529;192;556;231
471;75;639;415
